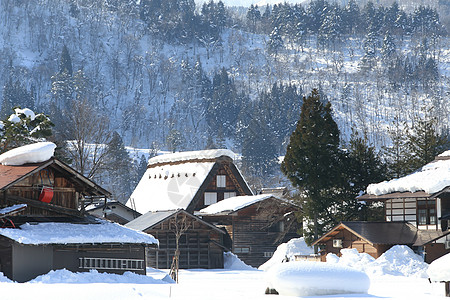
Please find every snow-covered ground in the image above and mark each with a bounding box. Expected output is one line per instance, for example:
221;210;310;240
0;267;443;300
1;241;446;299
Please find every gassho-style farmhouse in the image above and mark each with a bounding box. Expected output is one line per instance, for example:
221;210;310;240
3;141;450;280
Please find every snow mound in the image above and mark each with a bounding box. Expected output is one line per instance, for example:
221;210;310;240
428;253;450;282
259;237;314;271
327;246;428;278
266;261;370;297
369;245;428;277
0;142;56;165
29;269;171;284
224;252;255;270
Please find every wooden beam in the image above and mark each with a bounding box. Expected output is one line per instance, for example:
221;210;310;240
6;194;83;217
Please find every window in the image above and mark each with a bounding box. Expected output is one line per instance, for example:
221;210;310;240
264;252;274;257
79;258;144;271
234;247;250;254
217;175;227;187
217;175;226;188
417;199;436;225
204;192;217;205
224;192;236;199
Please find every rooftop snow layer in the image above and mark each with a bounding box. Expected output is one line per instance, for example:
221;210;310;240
366;157;450;196
0;204;27;216
199;194;273;215
0;142;56;166
0;220;158;245
148;149;236;165
127;162;215;213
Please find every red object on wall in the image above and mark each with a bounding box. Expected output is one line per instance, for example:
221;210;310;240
39;186;53;203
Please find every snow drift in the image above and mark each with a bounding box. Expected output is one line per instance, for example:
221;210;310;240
427;253;450;282
224;252;255;270
0;142;56;165
259;237;314;271
327;246;428;278
29;269;171;284
266;261;370;297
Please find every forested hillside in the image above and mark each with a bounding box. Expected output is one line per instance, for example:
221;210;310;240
0;0;449;198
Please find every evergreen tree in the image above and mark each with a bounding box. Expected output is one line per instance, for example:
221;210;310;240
106;131;133;203
59;44;73;76
241;117;278;179
383;115;410;178
381;31;396;64
1;79;35;119
344;130;387;221
267;27;284;57
281;89;342;245
406;107;448;172
0;107;54;153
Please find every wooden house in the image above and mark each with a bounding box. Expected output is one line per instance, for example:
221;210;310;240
315;152;450;263
126;150;301;268
0;143;157;282
126;209;226;269
199;194;300;267
87;201;141;224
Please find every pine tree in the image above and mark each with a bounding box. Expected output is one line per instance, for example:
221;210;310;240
59;45;73;76
281;89;342;245
267;27;284;57
0;107;54;153
406;107;448;172
383;115;410;178
106;131;133;203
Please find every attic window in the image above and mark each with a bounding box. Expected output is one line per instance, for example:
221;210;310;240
217;175;226;188
204;192;217;205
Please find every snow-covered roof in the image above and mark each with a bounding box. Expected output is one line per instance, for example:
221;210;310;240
0;204;27;216
366;156;450;196
198;194;274;215
127;162;215;213
428;253;450;281
0;142;56;166
0;220;158;245
148;149;236;166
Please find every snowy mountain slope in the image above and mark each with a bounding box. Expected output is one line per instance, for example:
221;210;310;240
0;0;449;155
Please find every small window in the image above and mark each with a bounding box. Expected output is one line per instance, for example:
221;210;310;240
217;175;226;188
234;247;250;254
264;252;274;257
204;192;217;205
224;192;236;199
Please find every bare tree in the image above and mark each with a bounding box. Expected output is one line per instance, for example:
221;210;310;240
169;212;191;283
63;98;113;180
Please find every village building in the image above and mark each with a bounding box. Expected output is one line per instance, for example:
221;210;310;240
127;209;226;269
314;152;450;263
0;142;157;282
87;201;141;224
126;149;301;268
198;194;300;267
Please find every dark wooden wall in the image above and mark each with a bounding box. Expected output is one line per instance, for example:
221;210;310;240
227;200;300;268
1;167;79;216
145;216;224;269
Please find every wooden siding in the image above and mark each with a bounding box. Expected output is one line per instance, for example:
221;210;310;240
219;199;300;268
0;167;79;217
194;162;247;211
145;216;224;269
319;228;390;261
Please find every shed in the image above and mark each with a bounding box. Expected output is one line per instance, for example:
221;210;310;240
126;209;226;269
